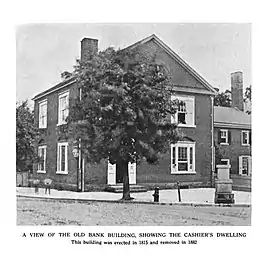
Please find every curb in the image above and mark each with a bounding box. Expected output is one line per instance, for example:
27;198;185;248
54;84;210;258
17;194;251;208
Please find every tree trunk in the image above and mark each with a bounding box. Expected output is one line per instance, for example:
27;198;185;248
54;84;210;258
120;160;133;200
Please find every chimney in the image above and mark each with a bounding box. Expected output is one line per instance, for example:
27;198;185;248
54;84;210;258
231;71;244;111
80;38;98;61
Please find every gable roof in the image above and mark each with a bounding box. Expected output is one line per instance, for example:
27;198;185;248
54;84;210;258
33;34;216;101
32;76;76;101
214;106;251;129
125;34;217;94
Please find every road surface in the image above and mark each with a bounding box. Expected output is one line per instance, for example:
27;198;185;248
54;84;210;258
17;197;251;226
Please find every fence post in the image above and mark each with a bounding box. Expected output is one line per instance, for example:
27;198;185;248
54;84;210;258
177;181;181;202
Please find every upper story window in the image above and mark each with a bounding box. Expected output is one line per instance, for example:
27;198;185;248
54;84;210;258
219;129;231;145
171;95;195;127
38;100;47;128
37;145;46;173
171;142;195;174
242;130;251;146
58;91;69;125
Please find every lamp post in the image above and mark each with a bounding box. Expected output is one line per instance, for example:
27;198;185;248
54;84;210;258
72;143;80;192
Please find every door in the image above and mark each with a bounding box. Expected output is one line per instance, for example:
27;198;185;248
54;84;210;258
107;161;136;184
116;164;123;183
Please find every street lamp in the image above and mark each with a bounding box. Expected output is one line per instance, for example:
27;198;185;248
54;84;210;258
72;143;80;192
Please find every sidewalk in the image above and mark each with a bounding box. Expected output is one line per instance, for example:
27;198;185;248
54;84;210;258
17;187;251;207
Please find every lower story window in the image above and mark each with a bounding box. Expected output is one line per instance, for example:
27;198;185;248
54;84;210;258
171;142;195;173
38;145;46;173
239;156;252;176
57;142;68;174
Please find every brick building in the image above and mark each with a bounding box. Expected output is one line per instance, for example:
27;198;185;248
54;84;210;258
214;72;252;191
32;34;217;191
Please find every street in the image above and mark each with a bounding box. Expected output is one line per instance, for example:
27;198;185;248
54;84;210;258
17;197;251;226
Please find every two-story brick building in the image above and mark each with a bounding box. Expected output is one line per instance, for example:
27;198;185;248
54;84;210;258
33;34;217;191
214;72;252;191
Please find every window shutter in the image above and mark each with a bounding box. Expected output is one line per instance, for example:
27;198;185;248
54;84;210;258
128;162;136;184
249;131;252;145
65;144;68;172
107;162;116;185
39;105;42;127
248;156;252;176
44;104;47;127
186;100;193;126
228;130;231;144
241;131;243;145
65;94;69;110
57;145;60;172
171;145;177;173
218;130;221;144
58;98;62;124
171;113;177;124
239;156;243;175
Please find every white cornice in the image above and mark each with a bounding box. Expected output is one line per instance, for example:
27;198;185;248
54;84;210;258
214;122;251;130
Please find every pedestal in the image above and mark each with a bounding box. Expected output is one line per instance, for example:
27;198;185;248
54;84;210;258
215;192;235;204
215;165;235;204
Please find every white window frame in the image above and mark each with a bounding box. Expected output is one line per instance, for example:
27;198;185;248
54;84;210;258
58;91;69;125
38;100;47;128
241;130;250;146
239;155;252;177
171;95;195;128
57;142;68;174
220;129;229;145
171;142;196;174
37;145;46;173
221;159;230;166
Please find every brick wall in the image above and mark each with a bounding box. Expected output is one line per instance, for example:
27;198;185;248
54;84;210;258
33;38;214;190
137;92;213;186
214;127;251;175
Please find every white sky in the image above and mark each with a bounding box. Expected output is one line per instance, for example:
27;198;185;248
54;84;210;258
16;23;251;103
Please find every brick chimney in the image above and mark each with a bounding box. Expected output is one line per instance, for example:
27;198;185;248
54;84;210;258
231;71;244;111
80;38;98;61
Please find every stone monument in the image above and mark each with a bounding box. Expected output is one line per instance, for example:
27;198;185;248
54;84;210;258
215;164;235;204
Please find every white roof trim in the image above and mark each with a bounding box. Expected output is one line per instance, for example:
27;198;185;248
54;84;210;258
214;122;251;129
33;79;76;101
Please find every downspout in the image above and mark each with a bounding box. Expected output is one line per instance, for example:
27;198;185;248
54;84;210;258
211;95;214;187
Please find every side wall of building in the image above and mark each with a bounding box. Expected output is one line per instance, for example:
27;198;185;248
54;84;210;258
137;92;213;187
214;126;251;190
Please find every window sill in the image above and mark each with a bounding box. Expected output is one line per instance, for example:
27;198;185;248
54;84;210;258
56;171;68;175
220;143;229;146
177;124;196;128
37;171;46;174
171;171;196;175
38;127;47;129
242;144;250;146
232;175;251;179
57;123;67;126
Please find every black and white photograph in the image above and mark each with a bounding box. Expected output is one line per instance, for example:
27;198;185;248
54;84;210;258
16;23;252;226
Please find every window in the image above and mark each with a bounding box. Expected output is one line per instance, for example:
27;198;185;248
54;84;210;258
58;91;69;125
242;130;251;146
38;145;46;173
239;156;252;176
171;95;195;127
171;142;195;173
38;100;47;128
221;159;230;166
219;129;231;145
57;142;68;174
